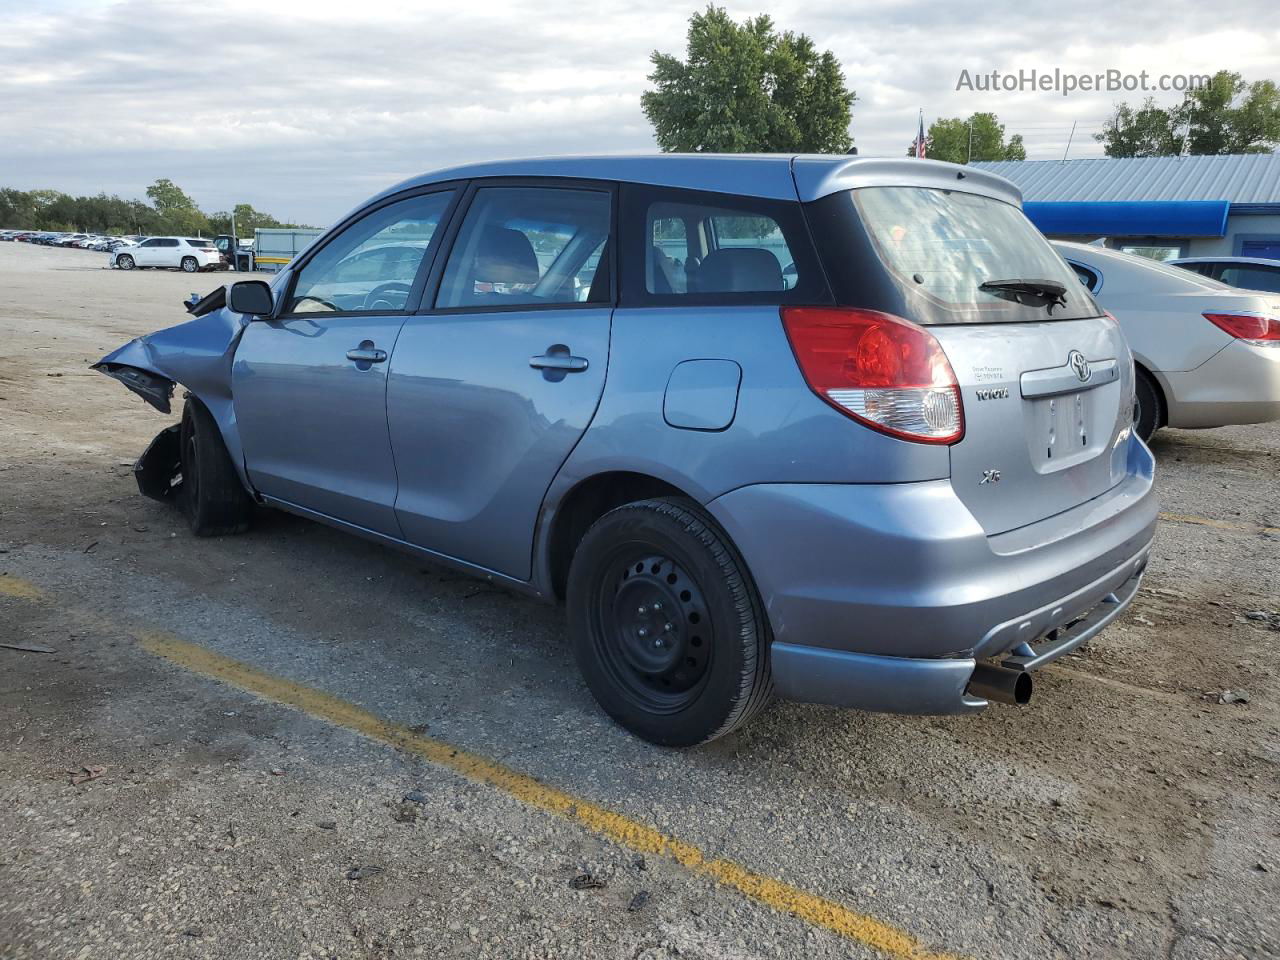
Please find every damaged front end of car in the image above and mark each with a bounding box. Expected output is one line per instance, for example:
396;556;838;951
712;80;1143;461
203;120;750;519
92;287;252;502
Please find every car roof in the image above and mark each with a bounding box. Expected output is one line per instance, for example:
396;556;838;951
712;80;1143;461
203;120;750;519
1169;256;1280;267
368;154;1023;208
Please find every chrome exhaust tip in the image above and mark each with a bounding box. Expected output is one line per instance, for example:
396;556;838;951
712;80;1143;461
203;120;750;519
968;663;1032;705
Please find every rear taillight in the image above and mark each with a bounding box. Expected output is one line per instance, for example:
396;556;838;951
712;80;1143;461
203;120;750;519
781;307;964;444
1203;312;1280;342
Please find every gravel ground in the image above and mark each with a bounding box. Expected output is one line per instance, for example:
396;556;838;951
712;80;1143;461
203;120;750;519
1;241;1278;960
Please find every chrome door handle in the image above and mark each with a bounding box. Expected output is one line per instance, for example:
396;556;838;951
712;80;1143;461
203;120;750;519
529;354;588;372
346;347;387;363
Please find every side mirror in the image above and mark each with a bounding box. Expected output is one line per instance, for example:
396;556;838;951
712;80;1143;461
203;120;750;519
228;280;274;317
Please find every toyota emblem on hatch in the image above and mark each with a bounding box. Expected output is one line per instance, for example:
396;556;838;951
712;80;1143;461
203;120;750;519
1068;350;1092;383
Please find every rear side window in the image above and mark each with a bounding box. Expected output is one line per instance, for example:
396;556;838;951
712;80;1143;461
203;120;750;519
1219;264;1280;293
1067;261;1100;293
620;185;828;307
435;186;611;309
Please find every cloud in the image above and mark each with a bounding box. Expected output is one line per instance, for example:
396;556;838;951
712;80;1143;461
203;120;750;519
1;0;1273;225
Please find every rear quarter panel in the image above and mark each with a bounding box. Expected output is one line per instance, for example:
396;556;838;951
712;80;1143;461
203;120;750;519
548;304;951;504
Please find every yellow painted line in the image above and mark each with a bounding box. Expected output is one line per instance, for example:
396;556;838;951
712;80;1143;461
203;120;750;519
136;630;960;960
0;573;960;960
1158;512;1280;536
0;576;46;601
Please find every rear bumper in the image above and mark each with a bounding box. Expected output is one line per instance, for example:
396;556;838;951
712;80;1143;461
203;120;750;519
1161;341;1280;429
705;436;1156;714
770;557;1147;714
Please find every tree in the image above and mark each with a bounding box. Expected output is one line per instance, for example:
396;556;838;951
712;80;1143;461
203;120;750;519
1096;71;1280;157
0;183;309;234
1094;97;1184;157
145;178;209;234
912;112;1026;164
641;5;855;153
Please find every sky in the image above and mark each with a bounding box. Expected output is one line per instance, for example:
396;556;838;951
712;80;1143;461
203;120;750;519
2;0;1276;227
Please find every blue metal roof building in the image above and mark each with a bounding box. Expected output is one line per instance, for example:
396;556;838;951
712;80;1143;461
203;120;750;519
973;154;1280;261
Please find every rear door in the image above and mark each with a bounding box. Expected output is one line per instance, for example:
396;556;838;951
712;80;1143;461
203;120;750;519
386;181;613;578
133;238;168;265
153;238;181;267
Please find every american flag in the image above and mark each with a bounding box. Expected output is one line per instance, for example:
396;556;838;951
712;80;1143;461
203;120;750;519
913;110;926;158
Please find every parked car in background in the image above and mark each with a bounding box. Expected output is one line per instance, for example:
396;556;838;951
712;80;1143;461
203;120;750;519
1169;256;1280;294
111;237;222;272
1055;242;1280;441
95;155;1157;746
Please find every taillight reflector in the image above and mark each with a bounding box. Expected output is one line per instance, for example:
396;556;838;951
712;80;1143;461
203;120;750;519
1203;312;1280;342
780;307;964;444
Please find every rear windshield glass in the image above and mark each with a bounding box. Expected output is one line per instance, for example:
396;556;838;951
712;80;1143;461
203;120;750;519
852;187;1100;324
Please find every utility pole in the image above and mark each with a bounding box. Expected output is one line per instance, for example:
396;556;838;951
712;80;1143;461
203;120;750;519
1062;121;1077;163
230;209;238;272
967;122;974;164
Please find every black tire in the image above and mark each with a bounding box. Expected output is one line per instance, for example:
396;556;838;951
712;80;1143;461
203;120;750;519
116;254;134;270
179;398;254;536
180;256;199;273
567;498;772;747
1134;367;1163;443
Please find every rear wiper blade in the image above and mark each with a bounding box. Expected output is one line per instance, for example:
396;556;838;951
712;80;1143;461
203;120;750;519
979;278;1068;311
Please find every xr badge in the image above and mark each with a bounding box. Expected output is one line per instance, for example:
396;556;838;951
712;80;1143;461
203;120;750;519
980;469;1001;485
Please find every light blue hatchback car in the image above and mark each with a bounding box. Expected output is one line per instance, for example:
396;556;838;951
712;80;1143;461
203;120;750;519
96;155;1157;745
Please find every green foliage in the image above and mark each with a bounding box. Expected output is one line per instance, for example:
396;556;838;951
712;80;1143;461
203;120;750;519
0;180;311;235
641;5;855;153
1096;71;1280;156
206;203;297;239
912;112;1026;164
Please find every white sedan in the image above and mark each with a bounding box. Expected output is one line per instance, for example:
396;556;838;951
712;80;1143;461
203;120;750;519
1055;241;1280;441
112;237;223;273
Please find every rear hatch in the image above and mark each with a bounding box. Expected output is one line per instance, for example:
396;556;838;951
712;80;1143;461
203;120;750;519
931;317;1131;535
809;184;1131;536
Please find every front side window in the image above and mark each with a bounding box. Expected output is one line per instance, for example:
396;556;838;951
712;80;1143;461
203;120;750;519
286;191;453;314
435;186;611;309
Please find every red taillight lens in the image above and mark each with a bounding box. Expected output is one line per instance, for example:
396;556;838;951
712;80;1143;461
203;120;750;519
1203;312;1280;342
781;307;964;444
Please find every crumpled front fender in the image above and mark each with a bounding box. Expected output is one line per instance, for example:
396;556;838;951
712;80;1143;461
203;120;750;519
92;304;252;491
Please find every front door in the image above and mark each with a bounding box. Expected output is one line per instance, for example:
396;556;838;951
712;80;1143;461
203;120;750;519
232;189;456;535
387;183;613;578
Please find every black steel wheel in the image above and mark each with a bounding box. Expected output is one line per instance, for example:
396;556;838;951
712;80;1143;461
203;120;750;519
178;397;254;536
567;498;772;746
595;551;714;713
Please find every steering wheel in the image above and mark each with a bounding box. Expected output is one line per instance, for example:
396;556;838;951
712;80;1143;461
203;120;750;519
364;282;413;311
291;295;341;313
